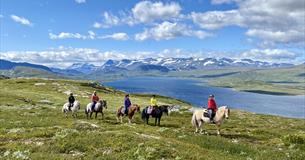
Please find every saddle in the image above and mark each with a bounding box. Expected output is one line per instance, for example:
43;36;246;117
203;109;215;120
146;107;157;115
120;107;127;115
203;110;209;118
68;103;74;111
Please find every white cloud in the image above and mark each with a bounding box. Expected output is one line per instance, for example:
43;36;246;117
49;31;96;40
246;29;304;44
93;22;103;28
132;1;181;23
75;0;86;4
102;12;120;27
99;32;129;41
211;0;242;5
0;47;127;68
94;1;182;28
241;49;298;61
191;10;243;30
10;15;33;26
135;21;212;41
191;0;305;45
49;31;129;41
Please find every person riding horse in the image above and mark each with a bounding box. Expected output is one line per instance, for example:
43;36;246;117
207;94;217;122
68;92;75;111
124;94;132;115
91;91;100;111
147;95;158;114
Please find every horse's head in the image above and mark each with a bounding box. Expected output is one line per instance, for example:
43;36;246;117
160;105;169;115
224;106;230;119
99;100;107;109
103;100;107;109
135;105;141;112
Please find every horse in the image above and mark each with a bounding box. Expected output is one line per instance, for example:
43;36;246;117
62;101;80;118
116;104;140;124
141;105;169;126
85;100;107;119
191;106;230;135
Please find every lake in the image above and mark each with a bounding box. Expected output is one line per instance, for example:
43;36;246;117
104;77;305;119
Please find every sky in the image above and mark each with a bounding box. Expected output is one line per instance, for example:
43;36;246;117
0;0;304;68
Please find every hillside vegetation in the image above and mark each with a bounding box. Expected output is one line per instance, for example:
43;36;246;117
209;65;305;95
0;78;304;159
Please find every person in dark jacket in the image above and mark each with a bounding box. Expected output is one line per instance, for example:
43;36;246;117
68;92;75;111
124;94;132;115
207;94;217;122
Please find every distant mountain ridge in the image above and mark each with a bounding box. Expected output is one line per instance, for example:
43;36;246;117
88;57;295;73
66;63;98;73
1;58;296;76
0;59;52;72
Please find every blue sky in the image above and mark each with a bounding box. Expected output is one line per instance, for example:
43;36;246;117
0;0;304;67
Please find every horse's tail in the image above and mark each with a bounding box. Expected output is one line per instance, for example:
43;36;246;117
191;113;198;127
62;104;67;113
84;107;88;115
141;109;146;121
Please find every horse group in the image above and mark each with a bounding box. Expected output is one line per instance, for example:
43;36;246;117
62;101;170;126
62;100;230;135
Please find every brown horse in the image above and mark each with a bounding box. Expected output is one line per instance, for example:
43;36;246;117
116;104;141;124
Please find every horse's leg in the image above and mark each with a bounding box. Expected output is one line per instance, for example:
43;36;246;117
198;121;203;134
120;116;123;123
154;118;157;126
158;117;161;126
216;124;220;135
128;117;131;124
90;112;93;119
95;112;98;119
146;116;149;125
101;111;104;120
64;110;68;118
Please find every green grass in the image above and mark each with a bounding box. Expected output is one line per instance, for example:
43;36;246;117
0;78;304;159
209;65;305;95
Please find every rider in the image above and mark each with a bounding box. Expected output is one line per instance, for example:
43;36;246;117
91;91;100;111
148;95;158;114
68;92;75;111
207;94;217;122
124;94;131;115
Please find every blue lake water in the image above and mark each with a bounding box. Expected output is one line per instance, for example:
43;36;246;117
104;77;305;119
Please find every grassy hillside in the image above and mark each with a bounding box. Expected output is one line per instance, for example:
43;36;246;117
209;65;305;95
0;67;62;79
0;78;304;159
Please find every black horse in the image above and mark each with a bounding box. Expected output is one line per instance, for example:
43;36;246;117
141;105;169;126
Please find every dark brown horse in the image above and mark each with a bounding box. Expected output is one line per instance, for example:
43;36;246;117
116;104;140;124
141;105;169;126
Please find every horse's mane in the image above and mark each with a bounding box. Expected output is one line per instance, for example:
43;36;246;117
216;106;229;117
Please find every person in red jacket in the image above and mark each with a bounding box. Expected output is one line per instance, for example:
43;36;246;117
207;94;217;121
91;91;100;111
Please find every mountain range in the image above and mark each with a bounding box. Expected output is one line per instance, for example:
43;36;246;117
0;58;296;77
73;57;295;74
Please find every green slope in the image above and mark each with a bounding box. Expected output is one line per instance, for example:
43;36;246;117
0;78;304;159
209;65;305;95
0;66;63;79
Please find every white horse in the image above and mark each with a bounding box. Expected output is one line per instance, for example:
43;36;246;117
85;100;107;119
62;101;80;118
191;106;230;135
